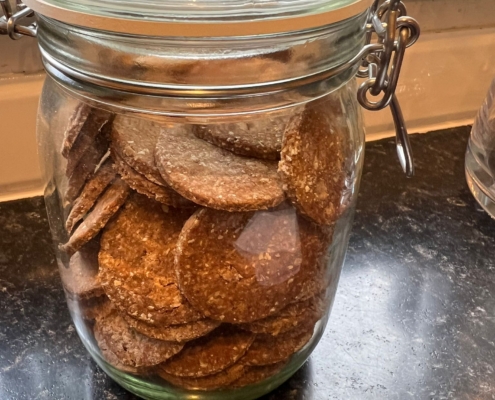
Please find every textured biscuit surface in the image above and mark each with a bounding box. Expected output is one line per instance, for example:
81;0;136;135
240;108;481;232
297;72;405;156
110;115;167;186
65;109;113;177
97;332;143;375
175;206;327;323
112;150;193;208
61;178;129;255
65;159;116;233
155;125;284;212
94;312;183;368
193;115;290;160
278;99;349;225
240;323;315;366
98;194;198;326
61;238;104;298
123;316;220;343
161;326;254;378
158;364;245;391
239;297;319;336
65;134;110;203
61;103;92;157
230;362;286;388
66;294;113;321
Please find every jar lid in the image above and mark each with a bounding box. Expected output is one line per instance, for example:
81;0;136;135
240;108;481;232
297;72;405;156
24;0;371;36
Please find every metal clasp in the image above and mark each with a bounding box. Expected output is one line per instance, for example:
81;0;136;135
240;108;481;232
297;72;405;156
357;0;420;176
0;0;37;39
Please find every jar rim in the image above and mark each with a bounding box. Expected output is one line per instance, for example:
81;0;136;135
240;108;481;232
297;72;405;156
36;10;368;95
24;0;371;37
40;37;375;99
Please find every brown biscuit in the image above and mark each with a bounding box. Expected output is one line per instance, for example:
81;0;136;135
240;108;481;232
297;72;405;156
158;364;245;391
61;178;130;255
230;362;286;388
61;103;92;157
88;297;114;320
155;125;285;212
240;323;315;366
65;109;113;177
112;150;194;208
292;223;334;303
65;159;116;233
60;238;103;298
161;326;255;378
94;312;184;368
67;294;113;321
65;134;110;203
278;99;349;225
175;207;329;323
97;336;145;375
124;316;220;343
238;297;322;336
125;301;204;329
110;115;166;186
98;194;199;326
193;115;290;161
293;268;325;303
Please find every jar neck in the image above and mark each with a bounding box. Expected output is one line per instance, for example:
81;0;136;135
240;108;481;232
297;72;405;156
37;12;367;84
38;11;367;117
47;60;359;119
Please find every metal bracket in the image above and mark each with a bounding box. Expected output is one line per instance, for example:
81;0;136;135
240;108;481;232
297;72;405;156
357;0;420;177
0;0;36;39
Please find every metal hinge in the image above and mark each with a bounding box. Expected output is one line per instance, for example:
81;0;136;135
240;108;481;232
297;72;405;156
357;0;420;176
0;0;37;39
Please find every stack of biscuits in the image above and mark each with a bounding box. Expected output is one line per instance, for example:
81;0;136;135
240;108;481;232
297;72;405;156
58;92;351;391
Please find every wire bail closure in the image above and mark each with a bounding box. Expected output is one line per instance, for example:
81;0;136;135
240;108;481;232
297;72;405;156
0;0;37;39
357;0;420;176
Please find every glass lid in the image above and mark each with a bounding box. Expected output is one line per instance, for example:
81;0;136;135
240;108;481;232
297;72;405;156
24;0;371;36
43;0;363;21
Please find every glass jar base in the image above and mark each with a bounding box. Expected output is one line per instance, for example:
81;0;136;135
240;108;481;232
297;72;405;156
75;320;323;400
466;144;495;219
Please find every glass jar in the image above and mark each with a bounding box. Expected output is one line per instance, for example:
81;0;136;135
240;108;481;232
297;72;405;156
39;73;363;399
19;0;418;398
466;78;495;218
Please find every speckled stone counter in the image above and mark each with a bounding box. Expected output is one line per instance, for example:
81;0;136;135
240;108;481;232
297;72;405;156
2;126;495;400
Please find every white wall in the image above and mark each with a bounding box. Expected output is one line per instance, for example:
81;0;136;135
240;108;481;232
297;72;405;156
1;0;495;201
364;0;495;139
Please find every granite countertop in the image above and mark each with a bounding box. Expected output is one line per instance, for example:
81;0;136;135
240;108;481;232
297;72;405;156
2;126;495;400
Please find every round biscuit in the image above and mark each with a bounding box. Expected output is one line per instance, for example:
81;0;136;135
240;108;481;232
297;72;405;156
98;194;199;326
175;206;330;323
123;315;220;343
230;362;286;388
278;98;350;225
61;178;130;255
61;237;103;299
65;159;116;233
94;312;184;368
158;364;245;391
110;115;167;186
193;115;290;161
161;326;254;378
155;124;284;212
238;296;323;336
112;150;193;208
240;323;315;366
